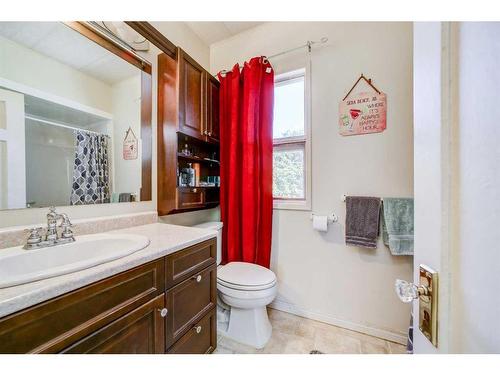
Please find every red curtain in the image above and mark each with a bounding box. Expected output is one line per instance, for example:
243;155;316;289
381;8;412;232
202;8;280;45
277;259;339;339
219;57;274;268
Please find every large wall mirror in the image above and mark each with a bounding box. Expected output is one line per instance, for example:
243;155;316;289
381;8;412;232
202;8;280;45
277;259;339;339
0;21;152;210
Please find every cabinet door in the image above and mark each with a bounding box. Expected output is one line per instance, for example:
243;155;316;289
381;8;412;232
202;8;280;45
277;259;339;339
206;74;220;142
0;259;164;354
61;295;166;354
178;49;205;140
165;264;216;348
167;308;216;354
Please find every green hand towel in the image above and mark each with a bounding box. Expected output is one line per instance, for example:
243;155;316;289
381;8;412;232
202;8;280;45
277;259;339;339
381;198;414;256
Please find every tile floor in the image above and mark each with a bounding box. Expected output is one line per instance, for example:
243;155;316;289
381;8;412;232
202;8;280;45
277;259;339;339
214;308;408;354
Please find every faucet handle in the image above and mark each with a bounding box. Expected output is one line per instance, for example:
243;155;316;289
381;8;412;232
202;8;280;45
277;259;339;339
59;214;74;240
59;214;72;227
26;227;43;244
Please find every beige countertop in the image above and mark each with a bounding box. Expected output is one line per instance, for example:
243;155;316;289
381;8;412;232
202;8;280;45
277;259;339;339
0;223;217;319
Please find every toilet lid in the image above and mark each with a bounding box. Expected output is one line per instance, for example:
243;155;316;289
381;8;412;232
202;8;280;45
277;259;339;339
217;262;276;288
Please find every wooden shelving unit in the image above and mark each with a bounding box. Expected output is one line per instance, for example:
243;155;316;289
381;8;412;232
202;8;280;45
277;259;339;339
157;47;220;216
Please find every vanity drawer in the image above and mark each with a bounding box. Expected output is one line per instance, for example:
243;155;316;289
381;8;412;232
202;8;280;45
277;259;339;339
167;308;216;354
165;263;216;347
61;294;166;354
176;187;204;209
165;238;216;288
0;259;165;354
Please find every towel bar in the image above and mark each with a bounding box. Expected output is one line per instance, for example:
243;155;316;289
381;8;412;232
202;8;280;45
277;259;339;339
341;194;383;202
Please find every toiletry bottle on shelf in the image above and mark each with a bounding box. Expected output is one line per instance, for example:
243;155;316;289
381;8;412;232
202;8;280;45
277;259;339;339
182;143;191;156
186;163;196;187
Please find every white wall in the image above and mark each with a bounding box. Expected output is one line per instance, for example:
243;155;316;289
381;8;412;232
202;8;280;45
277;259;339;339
111;75;142;199
452;22;500;353
0;22;211;228
150;22;210;70
211;22;413;341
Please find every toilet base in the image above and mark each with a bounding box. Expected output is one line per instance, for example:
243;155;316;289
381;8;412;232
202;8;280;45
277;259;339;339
218;305;272;349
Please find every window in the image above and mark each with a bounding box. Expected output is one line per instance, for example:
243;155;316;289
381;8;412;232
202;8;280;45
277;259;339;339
273;68;310;210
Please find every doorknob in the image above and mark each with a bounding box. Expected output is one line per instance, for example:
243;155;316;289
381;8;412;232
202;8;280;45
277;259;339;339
395;279;429;303
395;264;438;347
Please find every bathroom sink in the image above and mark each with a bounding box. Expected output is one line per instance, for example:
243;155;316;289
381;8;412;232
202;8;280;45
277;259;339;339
0;233;150;288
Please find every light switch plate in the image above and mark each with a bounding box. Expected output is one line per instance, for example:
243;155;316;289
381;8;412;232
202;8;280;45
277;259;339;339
418;264;438;347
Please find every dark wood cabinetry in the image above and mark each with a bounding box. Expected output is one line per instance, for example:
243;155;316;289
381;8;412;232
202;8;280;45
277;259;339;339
167;308;216;354
165;264;216;347
206;74;220;142
178;49;205;140
61;295;166;354
158;48;220;216
0;238;217;354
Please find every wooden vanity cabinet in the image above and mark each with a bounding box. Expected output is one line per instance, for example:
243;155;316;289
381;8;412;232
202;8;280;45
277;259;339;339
0;238;217;354
61;294;166;354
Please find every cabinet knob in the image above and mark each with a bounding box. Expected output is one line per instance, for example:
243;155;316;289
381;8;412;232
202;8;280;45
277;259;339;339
159;308;168;318
192;274;202;283
194;325;202;334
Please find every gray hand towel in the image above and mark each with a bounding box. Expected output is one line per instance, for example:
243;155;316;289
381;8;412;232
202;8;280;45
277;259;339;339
118;193;132;202
345;196;382;249
381;198;414;255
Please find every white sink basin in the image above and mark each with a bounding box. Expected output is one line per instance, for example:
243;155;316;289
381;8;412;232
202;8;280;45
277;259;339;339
0;233;150;288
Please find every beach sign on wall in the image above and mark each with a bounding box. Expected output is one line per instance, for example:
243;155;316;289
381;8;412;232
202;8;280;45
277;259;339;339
123;127;138;160
339;74;387;136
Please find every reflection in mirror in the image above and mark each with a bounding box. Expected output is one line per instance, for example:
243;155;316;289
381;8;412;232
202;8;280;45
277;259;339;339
0;22;152;210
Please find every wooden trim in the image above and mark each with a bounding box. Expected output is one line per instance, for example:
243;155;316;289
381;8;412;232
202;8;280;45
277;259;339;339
157;53;179;215
273;137;307;146
125;22;177;59
64;22;152;74
140;71;152;201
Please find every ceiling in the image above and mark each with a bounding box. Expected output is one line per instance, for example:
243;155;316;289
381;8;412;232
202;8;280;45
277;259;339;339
185;22;264;45
0;22;141;85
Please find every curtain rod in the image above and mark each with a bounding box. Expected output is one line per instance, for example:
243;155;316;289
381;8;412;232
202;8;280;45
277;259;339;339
25;115;107;136
216;37;328;77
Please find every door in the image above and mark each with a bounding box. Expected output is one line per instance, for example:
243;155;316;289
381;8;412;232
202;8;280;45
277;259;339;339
413;22;500;353
206;74;220;142
0;88;25;209
61;295;166;354
178;48;205;140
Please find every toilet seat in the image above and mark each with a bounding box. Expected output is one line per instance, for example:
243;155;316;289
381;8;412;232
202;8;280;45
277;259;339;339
217;262;277;291
217;281;277;301
217;278;277;291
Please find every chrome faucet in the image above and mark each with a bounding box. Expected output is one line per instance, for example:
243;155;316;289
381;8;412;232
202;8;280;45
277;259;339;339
23;207;75;250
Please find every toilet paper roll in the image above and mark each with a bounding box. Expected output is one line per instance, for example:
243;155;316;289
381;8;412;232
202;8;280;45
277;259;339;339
312;215;328;232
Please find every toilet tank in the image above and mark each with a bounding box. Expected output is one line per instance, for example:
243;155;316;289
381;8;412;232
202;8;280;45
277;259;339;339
193;222;223;265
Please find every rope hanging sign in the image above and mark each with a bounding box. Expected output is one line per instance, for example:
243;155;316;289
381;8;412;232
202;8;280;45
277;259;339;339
339;74;387;136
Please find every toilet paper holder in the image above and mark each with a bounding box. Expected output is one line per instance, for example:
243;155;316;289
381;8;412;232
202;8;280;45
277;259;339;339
309;213;338;224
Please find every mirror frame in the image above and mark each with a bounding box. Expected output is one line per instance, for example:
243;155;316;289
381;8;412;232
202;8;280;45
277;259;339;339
64;21;153;202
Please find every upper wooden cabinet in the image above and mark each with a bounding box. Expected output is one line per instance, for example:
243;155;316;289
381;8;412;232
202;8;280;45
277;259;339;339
178;49;205;140
177;48;220;142
206;74;220;142
158;48;220;216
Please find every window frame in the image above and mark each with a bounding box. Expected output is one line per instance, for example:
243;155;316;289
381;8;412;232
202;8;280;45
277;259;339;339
272;67;311;211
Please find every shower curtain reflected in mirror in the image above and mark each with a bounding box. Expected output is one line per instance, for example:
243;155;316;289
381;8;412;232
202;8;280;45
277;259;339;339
70;130;111;205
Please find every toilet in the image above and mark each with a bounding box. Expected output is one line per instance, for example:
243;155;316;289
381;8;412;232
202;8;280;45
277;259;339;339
193;222;277;349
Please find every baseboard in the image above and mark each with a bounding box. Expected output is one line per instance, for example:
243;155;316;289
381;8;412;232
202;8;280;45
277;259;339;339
269;299;407;345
